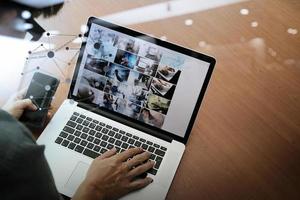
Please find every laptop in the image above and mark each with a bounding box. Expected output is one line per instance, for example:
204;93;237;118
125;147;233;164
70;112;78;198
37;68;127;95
37;17;215;200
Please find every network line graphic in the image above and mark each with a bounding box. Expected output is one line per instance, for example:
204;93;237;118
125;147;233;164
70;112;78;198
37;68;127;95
19;30;116;113
21;32;85;84
19;32;86;110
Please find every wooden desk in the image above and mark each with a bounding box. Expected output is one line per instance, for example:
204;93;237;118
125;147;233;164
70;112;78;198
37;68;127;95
1;0;300;199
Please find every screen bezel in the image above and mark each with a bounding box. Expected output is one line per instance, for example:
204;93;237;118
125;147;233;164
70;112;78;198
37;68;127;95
69;17;216;144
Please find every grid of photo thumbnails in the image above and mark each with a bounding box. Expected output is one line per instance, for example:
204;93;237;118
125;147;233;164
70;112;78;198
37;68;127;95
76;26;183;129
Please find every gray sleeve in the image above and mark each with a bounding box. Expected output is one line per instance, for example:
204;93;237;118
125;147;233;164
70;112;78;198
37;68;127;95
0;110;63;200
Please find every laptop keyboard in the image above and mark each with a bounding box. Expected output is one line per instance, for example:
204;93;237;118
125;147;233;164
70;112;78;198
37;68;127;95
54;112;167;175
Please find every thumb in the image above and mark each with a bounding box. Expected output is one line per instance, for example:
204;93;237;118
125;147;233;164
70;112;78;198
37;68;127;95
18;99;38;111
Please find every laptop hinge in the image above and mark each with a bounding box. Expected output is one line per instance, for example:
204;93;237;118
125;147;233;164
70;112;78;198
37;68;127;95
78;103;173;143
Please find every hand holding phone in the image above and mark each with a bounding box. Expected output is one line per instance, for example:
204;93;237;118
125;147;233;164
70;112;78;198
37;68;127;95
20;72;59;128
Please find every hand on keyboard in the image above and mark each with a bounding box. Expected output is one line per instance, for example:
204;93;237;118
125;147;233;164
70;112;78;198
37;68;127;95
56;112;168;176
73;147;154;200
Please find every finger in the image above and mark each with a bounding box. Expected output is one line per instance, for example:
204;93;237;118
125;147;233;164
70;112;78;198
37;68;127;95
98;147;117;159
48;104;54;111
47;108;54;117
16;88;28;100
45;111;53;125
18;99;37;111
127;160;155;178
115;147;144;162
128;177;153;191
126;151;151;169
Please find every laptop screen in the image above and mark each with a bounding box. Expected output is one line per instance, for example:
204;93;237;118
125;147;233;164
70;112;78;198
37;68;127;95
72;20;212;139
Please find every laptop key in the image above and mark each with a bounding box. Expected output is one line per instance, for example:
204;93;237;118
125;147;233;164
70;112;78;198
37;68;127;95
89;130;96;136
100;141;107;147
80;140;87;147
102;135;109;141
112;127;119;132
59;131;68;138
133;135;139;140
155;149;165;157
139;138;146;143
95;132;102;138
86;117;92;121
106;125;112;129
121;143;129;149
61;140;69;147
126;133;132;137
75;145;84;153
155;156;163;169
148;168;157;175
76;124;83;131
68;142;76;150
92;119;99;124
82;127;90;133
55;137;63;144
115;133;122;139
63;126;75;134
73;112;80;116
70;115;77;121
93;146;100;152
83;120;89;126
161;146;167;151
74;131;81;137
93;138;100;145
153;143;160;148
146;141;153;145
100;148;107;154
108;131;115;137
74;137;81;144
134;141;141;147
67;120;76;128
101;128;109;134
89;123;96;129
83;149;99;159
95;125;102;131
107;144;114;149
67;135;75;141
108;137;115;143
150;154;155;160
141;144;148;150
113;127;119;132
99;122;105;126
121;136;128;142
119;130;125;134
115;140;122;147
148;146;155;153
115;147;121;153
79;114;86;119
128;138;134;144
80;133;88;139
76;118;83;124
87;143;94;149
87;136;94;142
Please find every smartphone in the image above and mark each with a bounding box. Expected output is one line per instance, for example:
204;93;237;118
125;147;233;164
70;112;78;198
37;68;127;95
20;72;60;128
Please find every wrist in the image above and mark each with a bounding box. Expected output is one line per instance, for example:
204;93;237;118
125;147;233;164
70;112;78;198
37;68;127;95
72;180;105;200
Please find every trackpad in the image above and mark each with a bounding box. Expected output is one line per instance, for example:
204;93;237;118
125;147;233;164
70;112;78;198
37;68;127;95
64;161;89;192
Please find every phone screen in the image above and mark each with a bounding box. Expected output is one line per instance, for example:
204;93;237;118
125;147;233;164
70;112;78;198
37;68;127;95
20;72;59;128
